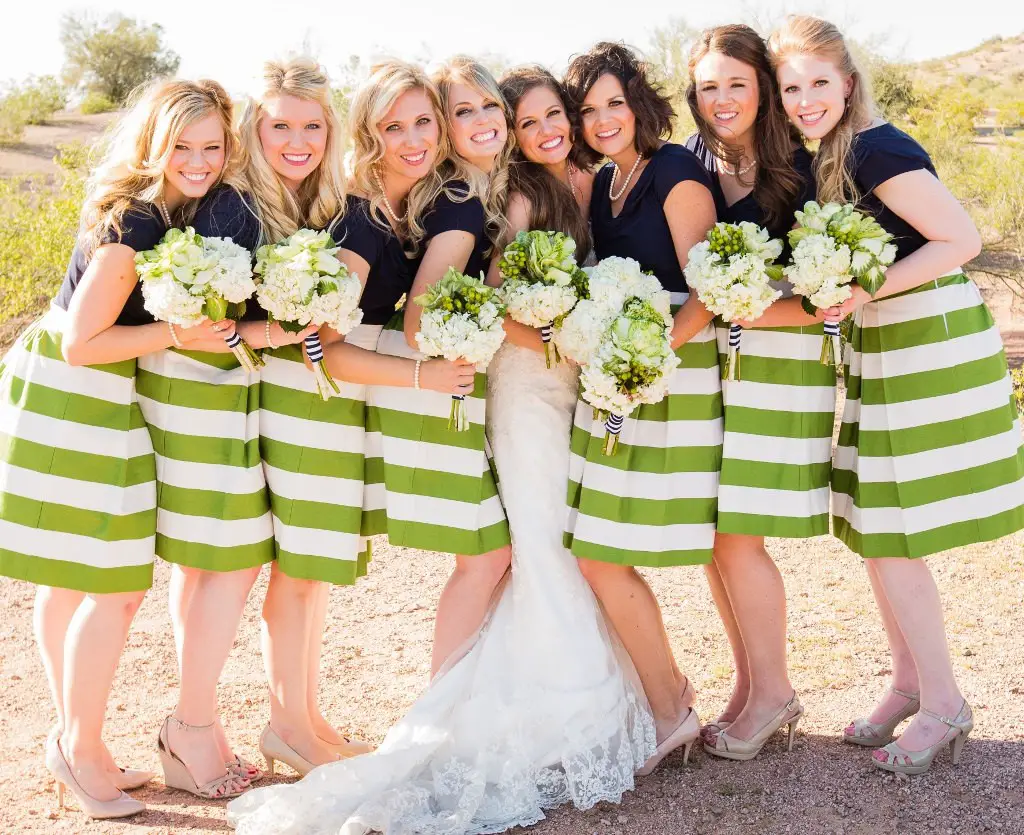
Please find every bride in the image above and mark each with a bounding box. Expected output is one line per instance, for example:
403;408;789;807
228;63;656;835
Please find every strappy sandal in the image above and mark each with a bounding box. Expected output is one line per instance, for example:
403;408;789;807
157;717;248;799
843;687;920;747
872;701;973;776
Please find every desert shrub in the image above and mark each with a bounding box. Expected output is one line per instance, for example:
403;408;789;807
1012;367;1024;414
80;91;117;115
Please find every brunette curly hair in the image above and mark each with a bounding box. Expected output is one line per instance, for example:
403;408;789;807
563;42;675;166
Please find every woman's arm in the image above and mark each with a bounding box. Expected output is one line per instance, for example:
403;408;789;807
829;170;982;317
485;193;544;353
664;180;717;349
737;296;825;329
404;231;475;349
62;244;226;366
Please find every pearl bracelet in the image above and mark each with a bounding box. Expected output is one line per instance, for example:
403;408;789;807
413;359;422;390
168;320;183;349
265;320;277;350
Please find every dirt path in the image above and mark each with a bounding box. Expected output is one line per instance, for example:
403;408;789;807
0;112;115;178
1;521;1022;834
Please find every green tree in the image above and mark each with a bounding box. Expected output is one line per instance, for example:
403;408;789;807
60;12;180;105
647;17;698;139
871;61;918;120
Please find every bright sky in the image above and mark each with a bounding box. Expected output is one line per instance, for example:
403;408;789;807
1;0;1020;95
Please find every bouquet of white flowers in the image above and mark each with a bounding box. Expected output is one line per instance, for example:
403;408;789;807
684;222;784;381
497;229;589;368
556;256;679;455
254;228;363;400
136;227;263;371
414;267;506;431
785;201;897;366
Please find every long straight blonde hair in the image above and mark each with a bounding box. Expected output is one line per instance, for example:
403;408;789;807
346;60;450;251
237;57;347;244
768;15;875;204
432;57;514;253
81;78;238;254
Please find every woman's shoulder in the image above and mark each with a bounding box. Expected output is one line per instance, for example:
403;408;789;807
649;142;713;193
852;122;935;190
192;185;259;246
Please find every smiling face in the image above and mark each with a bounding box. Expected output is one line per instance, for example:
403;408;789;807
579;73;636;159
776;53;853;140
162;112;225;206
694;52;760;148
513;84;572;166
377;86;440;184
257;94;328;190
444;81;507;171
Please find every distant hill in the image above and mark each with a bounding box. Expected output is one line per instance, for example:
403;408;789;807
915;35;1024;103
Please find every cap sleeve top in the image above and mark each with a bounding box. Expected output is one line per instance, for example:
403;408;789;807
422;181;489;279
335;196;418;326
851;123;936;263
590;142;713;293
53;203;167;326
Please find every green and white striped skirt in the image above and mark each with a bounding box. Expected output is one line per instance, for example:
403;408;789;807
136;348;274;572
0;307;156;593
832;272;1024;558
565;295;724;567
365;320;510;556
259;325;379;584
716;322;836;538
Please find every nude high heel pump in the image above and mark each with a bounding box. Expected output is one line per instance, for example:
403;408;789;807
46;737;145;819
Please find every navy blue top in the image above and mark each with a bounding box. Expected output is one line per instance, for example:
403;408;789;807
851;123;935;263
421;182;489;279
685;133;816;262
53;203;167;326
590;143;714;293
336;196;418;326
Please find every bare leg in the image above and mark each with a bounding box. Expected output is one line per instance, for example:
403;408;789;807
865;558;963;753
60;591;146;802
168;564;198;671
577;559;688;741
33;586;83;733
702;560;749;726
711;534;795;740
168;566;259;793
431;546;511;676
307;582;342;744
261;564;335;766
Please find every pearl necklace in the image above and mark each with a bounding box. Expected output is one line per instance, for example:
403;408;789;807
608;152;643;202
566;163;579;203
374;171;407;224
157;198;172;227
716;156;757;177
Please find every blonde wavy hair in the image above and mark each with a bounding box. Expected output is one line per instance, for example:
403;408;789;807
347;60;450;251
81;78;238;255
432;57;514;253
768;15;875;204
237;56;347;244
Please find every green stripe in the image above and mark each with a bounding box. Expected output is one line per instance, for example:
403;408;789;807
361;509;387;537
156;534;274;570
715;353;837;388
723;405;834;439
171;348;245;370
566;481;717;525
262;382;365;427
720;459;831;492
261;436;364;479
0;548;152;592
567;537;712;567
270;496;362;535
831;452;1024;509
857;302;993;354
716;512;829;538
380;463;500;504
834;503;1024;559
276;548;370;585
156;482;271;521
383;517;510;556
857;353;1008;406
633;392;724;423
370;406;487;451
149;426;261;468
19;324;136;378
3;374;142;432
136;367;258;413
0;433;155;487
0;490;155;541
570;423;722;474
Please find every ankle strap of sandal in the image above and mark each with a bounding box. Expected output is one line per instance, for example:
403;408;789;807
168;715;216;732
919;701;968;727
892;687;920;701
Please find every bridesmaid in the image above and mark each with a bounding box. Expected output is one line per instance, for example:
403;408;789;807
563;42;720;772
370;57;513;676
770;14;1024;775
683;24;829;760
231;57;366;776
0;79;232;817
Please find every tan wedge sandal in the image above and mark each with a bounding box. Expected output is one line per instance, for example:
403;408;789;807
157;717;247;799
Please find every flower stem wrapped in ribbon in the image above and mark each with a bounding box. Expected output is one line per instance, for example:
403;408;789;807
136;227;264;371
556;256;679;455
414;267;507;431
785;201;897;366
497;229;589;368
684;221;784;381
254;228;363;400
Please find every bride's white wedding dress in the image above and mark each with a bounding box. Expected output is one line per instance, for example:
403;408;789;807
228;342;656;835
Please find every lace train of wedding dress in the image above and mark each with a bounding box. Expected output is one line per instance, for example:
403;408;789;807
228;342;656;835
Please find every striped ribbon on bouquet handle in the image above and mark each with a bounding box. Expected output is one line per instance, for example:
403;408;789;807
722;323;742;382
602;412;625;456
449;394;469;432
821;317;843;367
304;333;340;401
540;322;561;369
223;328;265;372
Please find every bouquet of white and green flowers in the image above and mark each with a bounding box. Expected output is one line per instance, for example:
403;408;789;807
497;229;589;368
785;201;897;366
415;267;507;431
254;228;363;400
557;256;679;455
685;221;784;381
136;227;263;371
